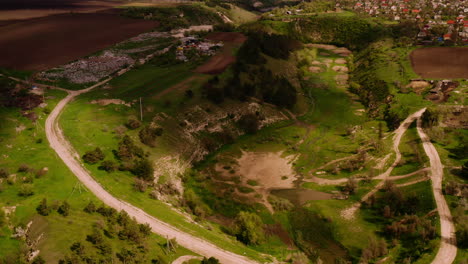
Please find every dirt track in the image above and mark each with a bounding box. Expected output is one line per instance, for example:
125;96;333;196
410;47;468;79
44;78;257;264
195;32;247;74
0;12;157;70
416;114;457;264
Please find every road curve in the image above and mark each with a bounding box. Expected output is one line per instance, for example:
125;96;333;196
172;255;202;264
416;112;457;264
45;85;257;264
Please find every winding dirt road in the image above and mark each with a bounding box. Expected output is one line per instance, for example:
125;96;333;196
341;108;457;264
341;108;426;219
416;113;457;264
44;82;257;264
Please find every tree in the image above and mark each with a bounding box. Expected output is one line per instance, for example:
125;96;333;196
232;211;264;245
84;201;96;213
131;159;154;181
139;126;163;147
36;198;51;216
343;177;358;194
58;201;70;216
383;205;392;218
0;209;6;227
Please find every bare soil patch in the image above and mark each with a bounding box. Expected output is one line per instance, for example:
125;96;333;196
410;47;468;79
0;12;158;71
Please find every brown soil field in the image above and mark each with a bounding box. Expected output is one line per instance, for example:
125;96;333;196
195;32;247;74
0;12;158;71
205;32;247;44
410;47;468;79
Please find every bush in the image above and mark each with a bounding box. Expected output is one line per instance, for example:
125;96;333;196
18;164;33;173
98;160;117;173
125;119;141;130
82;148;105;164
58;201;70;216
36;198;51;216
18;184;34;197
115;136;144;161
35;167;48;178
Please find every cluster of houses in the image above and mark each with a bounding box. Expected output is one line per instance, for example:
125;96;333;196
337;0;468;44
175;36;223;61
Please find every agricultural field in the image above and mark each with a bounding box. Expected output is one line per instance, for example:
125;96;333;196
0;11;158;71
410;47;468;79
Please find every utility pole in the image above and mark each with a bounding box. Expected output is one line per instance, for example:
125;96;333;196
139;97;143;121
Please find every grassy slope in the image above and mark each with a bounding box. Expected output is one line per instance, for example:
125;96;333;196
59;64;269;261
0;89;193;262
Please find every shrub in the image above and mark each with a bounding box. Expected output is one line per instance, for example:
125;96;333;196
139;126;163;147
268;195;294;211
133;178;148;192
84;201;97;213
36;198;51;216
125;119;141;130
35;168;48;178
237;114;259;134
82;148;105;164
98;160;117;173
232;211;264;245
18;184;34;197
18;164;33;173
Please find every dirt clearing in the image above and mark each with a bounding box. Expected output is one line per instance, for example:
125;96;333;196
410;47;468;79
0;11;158;71
205;32;247;44
195;32;247;74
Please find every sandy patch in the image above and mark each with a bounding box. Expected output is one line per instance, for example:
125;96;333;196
90;99;131;107
332;47;352;57
234;151;297;190
406;80;430;94
334;58;347;64
332;66;348;73
308;66;323;73
171;25;213;38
